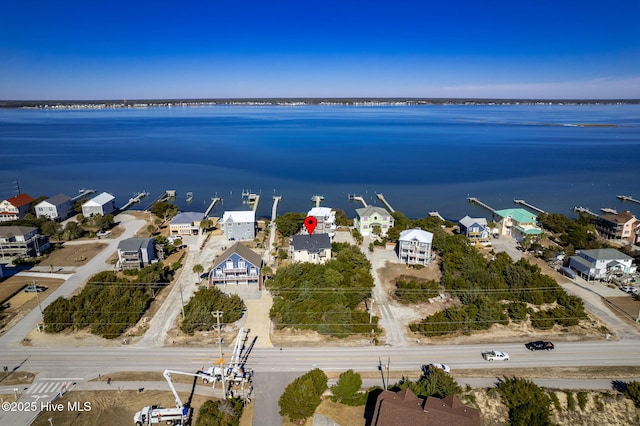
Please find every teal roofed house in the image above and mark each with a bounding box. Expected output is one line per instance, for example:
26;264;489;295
494;208;542;242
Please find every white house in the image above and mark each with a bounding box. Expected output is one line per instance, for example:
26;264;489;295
0;193;35;222
81;192;116;217
220;211;256;241
397;228;433;266
35;193;73;221
289;234;332;264
304;207;337;238
568;248;636;280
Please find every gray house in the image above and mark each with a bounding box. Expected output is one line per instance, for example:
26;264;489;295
289;234;332;264
0;226;50;260
220;211;256;241
35;193;73;221
117;237;157;270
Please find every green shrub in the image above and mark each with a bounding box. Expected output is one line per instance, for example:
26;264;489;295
577;391;588;410
566;391;576;410
496;377;551;425
180;287;245;335
331;370;367;406
623;381;640;408
548;391;561;411
278;369;327;422
195;398;243;426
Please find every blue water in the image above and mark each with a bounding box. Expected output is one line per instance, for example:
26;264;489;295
1;104;639;221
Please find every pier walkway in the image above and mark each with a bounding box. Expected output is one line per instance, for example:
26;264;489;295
120;191;149;211
513;199;546;214
143;190;174;211
311;195;324;207
376;193;395;213
467;197;496;214
573;206;599;217
348;194;367;207
250;195;260;213
204;197;221;217
71;189;95;201
618;195;640;205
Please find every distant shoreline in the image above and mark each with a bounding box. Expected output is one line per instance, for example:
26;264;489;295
1;97;639;109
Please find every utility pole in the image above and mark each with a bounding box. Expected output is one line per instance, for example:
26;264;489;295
378;357;386;390
212;311;226;396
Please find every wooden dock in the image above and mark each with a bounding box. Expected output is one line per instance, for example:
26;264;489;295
573;206;599;217
143;190;174;211
250;195;260;213
205;197;221;217
376;193;395;212
618;195;640;204
348;194;367;207
429;211;445;221
466;197;496;214
71;188;95;201
513;199;546;214
120;191;149;211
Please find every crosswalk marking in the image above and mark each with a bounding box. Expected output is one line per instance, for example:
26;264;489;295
26;381;65;395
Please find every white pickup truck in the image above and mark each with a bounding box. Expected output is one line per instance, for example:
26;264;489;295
482;350;510;361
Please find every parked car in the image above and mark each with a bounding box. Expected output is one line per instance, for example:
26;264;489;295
620;286;636;294
525;341;555;351
422;363;451;374
24;285;47;293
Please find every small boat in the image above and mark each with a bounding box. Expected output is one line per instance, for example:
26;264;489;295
186;191;193;202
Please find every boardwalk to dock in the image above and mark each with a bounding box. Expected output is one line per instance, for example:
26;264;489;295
204;197;221;217
466;197;496;214
376;193;395;212
348;194;367;207
513;199;546;214
618;195;640;204
120;191;149;211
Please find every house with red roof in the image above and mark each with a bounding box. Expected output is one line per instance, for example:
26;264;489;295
0;193;36;222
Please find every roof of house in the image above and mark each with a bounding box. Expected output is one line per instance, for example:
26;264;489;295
458;215;488;228
372;388;480;426
399;228;433;243
6;193;35;208
171;211;205;225
222;210;256;223
84;192;115;206
0;225;37;238
308;207;333;217
599;211;637;224
291;233;331;253
356;206;392;218
577;248;633;261
494;208;537;223
212;242;262;269
117;237;154;252
36;193;71;207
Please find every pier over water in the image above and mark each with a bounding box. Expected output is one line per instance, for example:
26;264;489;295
513;199;546;214
376;193;395;212
466;197;496;214
205;197;221;217
348;194;367;207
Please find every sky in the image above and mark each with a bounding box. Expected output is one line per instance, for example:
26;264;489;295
1;1;639;100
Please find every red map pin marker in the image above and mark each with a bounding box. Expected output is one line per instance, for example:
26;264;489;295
304;216;318;235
